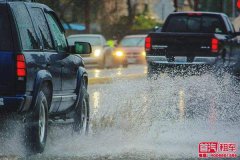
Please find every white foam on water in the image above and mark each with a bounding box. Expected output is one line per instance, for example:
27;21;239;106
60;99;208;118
44;73;240;159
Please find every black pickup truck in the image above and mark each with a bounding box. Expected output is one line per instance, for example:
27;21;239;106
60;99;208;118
0;1;91;154
146;12;240;76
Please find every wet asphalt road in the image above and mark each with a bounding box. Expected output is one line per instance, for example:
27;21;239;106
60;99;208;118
0;64;240;159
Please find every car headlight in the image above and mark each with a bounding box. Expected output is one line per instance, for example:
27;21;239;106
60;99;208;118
94;49;101;57
115;51;124;57
142;51;146;57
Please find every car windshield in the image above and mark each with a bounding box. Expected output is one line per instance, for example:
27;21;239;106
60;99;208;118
165;15;227;34
0;6;12;51
68;36;102;46
119;37;145;47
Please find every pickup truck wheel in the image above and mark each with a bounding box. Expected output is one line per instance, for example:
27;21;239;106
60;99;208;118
73;81;89;135
25;91;48;154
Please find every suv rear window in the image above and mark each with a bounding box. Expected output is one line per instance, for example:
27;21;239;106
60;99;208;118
0;5;13;51
164;14;227;34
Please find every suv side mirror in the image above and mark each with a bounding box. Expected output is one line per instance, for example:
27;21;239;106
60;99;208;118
73;42;92;54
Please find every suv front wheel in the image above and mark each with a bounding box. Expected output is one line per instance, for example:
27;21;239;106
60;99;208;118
73;79;90;135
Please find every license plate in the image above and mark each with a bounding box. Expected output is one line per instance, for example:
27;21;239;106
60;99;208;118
175;56;187;62
0;98;4;105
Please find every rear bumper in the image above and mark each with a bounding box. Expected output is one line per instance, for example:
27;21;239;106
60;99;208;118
146;56;217;65
0;95;32;113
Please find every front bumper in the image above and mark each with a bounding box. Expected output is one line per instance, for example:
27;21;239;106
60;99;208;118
146;56;218;65
0;95;32;113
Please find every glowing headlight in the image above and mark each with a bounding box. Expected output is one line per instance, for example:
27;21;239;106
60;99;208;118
142;51;146;57
94;49;101;57
116;51;123;57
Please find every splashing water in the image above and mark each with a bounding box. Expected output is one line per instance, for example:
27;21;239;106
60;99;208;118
1;72;240;159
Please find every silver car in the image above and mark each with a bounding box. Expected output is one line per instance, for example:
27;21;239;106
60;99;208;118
68;34;113;68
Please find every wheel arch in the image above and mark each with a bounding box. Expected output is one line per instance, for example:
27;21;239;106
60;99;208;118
76;66;88;90
74;67;88;107
30;70;53;111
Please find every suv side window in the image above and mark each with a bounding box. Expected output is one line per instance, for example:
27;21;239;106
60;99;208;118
46;13;67;52
10;3;40;50
29;7;54;50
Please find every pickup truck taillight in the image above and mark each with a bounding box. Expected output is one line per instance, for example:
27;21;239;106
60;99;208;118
145;36;152;51
16;54;26;77
211;38;219;53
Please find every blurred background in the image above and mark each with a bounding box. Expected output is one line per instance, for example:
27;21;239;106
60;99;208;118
37;0;240;41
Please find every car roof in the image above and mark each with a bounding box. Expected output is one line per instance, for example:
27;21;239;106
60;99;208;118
0;0;37;2
68;34;104;39
170;11;227;17
0;1;53;12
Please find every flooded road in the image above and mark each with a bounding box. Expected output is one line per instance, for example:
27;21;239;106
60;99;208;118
0;65;240;159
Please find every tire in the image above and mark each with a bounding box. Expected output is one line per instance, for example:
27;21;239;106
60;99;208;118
73;80;90;135
25;91;48;154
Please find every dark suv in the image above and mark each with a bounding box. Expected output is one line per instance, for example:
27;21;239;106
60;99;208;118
0;1;91;153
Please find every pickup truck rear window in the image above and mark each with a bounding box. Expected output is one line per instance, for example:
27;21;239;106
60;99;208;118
0;5;13;51
164;15;226;34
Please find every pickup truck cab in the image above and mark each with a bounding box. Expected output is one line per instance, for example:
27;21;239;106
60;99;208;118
0;1;91;153
146;12;240;77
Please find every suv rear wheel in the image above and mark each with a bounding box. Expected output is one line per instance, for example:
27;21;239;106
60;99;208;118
25;91;48;154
